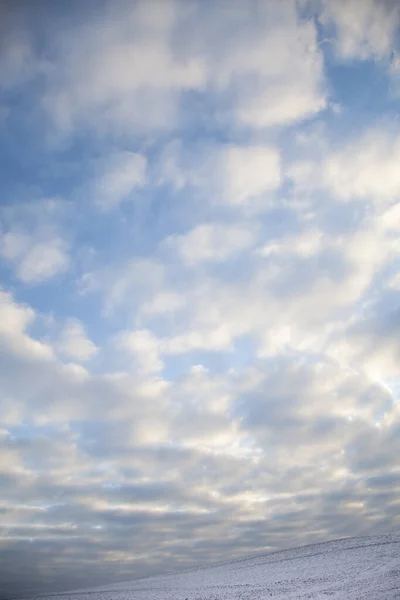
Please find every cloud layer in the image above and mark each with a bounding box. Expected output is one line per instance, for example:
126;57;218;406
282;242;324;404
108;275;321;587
1;0;400;598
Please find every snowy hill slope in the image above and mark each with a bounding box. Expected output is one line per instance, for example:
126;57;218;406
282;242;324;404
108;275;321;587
21;531;400;600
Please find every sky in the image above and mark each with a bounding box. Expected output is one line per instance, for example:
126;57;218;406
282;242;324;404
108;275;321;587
1;0;400;597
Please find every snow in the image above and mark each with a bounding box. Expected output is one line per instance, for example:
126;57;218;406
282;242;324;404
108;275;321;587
22;531;400;600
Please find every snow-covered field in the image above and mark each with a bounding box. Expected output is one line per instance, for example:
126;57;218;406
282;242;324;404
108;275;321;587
23;531;400;600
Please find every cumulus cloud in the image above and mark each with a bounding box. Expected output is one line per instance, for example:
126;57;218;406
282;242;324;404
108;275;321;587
319;0;400;99
0;199;70;284
181;0;326;128
117;329;164;374
2;1;400;598
82;258;166;316
41;0;207;136
169;222;257;265
0;296;399;596
57;319;98;362
0;289;34;337
91;152;147;211
1;0;326;139
288;128;400;203
221;146;282;206
321;0;400;61
156;141;282;214
11;238;69;284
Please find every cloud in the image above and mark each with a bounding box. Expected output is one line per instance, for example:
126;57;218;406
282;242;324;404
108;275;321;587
41;0;207;136
117;329;164;374
169;222;257;265
234;358;392;456
321;0;400;61
0;289;53;364
0;298;399;597
221;146;281;205
91;152;147;211
81;258;166;316
0;199;70;284
156;221;391;360
141;291;185;316
329;307;400;381
288;128;400;203
2;0;326;139
11;238;69;284
2;1;400;598
320;0;400;99
182;0;326;128
321;130;400;203
156;141;282;214
57;319;98;362
0;288;35;336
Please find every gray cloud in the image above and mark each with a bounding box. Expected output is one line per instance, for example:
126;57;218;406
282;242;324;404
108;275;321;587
1;330;399;597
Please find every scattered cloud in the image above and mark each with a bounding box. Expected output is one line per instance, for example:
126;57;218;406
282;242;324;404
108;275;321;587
117;328;163;374
91;152;147;211
0;199;70;284
221;146;282;206
1;1;400;598
288;128;400;203
169;222;257;264
321;0;400;61
57;319;98;362
10;238;69;284
41;0;207;136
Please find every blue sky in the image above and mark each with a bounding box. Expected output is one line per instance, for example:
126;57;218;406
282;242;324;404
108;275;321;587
1;0;400;597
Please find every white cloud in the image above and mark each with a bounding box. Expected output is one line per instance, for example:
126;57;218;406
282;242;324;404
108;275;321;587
34;0;326;139
14;239;69;284
0;231;30;260
151;212;398;365
190;0;326;128
170;222;257;265
237;82;326;127
257;230;323;259
320;0;400;100
329;314;400;382
156;142;282;212
80;258;166;317
57;319;98;362
3;1;400;595
221;146;281;205
111;262;165;316
42;0;207;136
235;74;325;129
0;199;70;284
164;325;236;355
92;215;389;365
0;289;35;336
1;234;69;284
141;291;185;316
93;152;147;210
117;329;163;374
0;289;53;362
321;0;400;61
289;128;400;203
322;131;400;202
0;291;170;427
